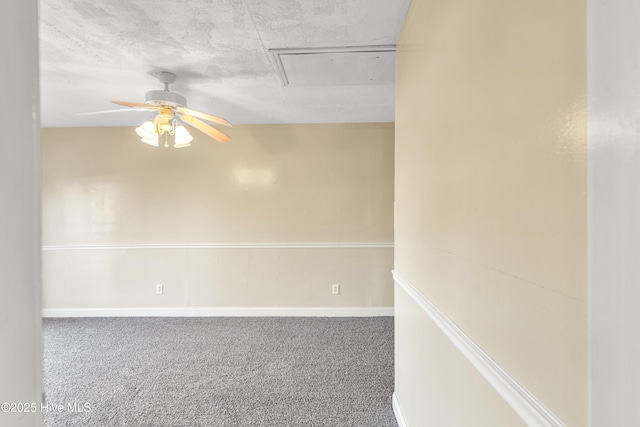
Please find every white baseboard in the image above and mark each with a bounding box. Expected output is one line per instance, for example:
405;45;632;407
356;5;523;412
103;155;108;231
392;392;408;427
392;270;566;427
42;306;394;318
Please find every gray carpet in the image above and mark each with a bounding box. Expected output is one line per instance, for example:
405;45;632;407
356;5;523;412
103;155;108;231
43;317;396;427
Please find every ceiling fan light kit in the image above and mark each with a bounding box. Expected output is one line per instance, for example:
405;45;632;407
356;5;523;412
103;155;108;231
104;71;231;148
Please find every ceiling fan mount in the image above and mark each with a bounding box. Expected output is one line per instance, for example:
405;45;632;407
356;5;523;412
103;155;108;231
154;70;177;86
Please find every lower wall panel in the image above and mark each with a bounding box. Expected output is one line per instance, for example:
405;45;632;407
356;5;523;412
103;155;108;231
394;284;526;427
42;247;393;309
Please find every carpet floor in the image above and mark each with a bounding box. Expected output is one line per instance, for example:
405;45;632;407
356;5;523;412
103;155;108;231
43;317;396;427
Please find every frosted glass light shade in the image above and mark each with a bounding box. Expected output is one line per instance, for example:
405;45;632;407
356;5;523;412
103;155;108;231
135;121;156;140
140;133;159;147
174;125;193;148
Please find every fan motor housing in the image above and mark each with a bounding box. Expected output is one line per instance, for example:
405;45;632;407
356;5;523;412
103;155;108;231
145;90;186;107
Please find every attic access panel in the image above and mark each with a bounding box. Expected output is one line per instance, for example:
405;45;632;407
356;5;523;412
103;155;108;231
269;45;396;86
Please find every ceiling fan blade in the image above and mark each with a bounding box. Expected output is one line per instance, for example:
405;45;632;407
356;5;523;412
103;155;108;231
181;115;231;143
177;107;232;127
78;108;151;116
112;101;162;110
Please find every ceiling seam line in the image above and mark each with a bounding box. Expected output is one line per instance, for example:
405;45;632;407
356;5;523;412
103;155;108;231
239;0;281;89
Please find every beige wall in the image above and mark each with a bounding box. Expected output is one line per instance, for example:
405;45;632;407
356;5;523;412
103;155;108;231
394;0;587;425
42;123;394;309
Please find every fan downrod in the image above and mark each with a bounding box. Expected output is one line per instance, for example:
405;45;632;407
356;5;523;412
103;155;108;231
154;71;177;88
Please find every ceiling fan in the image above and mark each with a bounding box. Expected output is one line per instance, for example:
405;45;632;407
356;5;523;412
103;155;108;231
84;71;231;148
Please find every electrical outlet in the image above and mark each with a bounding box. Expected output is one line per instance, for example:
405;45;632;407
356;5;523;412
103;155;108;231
156;284;163;295
332;283;340;295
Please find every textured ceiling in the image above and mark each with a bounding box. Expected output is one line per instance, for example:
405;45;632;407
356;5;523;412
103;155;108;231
39;0;410;127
